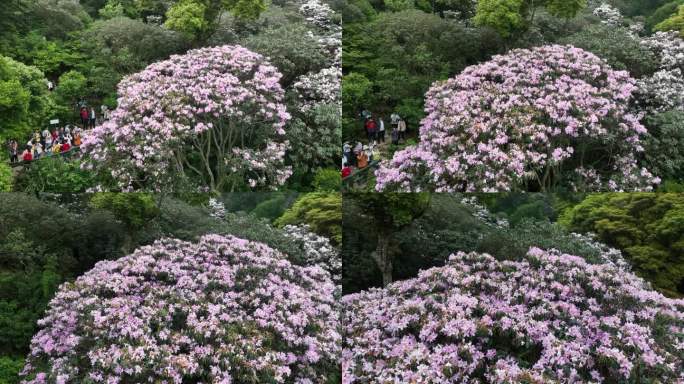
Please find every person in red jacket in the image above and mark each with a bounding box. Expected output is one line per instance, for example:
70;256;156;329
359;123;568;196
22;147;33;162
365;118;377;143
60;140;71;153
80;107;89;130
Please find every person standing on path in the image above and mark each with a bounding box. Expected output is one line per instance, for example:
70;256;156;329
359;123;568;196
378;117;385;143
8;140;18;163
390;112;400;130
89;107;97;129
365;118;377;143
398;118;407;141
80;107;89;130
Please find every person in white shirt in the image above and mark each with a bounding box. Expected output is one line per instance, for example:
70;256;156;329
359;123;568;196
378;117;385;143
398;118;407;141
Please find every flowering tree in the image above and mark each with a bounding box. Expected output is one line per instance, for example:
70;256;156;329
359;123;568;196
376;45;660;192
636;31;684;113
284;0;342;173
81;45;292;192
282;224;341;283
20;234;340;383
592;2;623;25
343;248;684;383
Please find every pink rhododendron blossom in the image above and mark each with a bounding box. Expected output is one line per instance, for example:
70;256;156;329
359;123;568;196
21;235;340;383
343;249;684;383
376;45;659;192
81;45;292;192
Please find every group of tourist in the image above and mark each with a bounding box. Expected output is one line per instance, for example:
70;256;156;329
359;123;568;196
6;102;112;164
361;110;407;145
7;125;83;164
78;103;110;129
340;109;408;179
341;141;377;178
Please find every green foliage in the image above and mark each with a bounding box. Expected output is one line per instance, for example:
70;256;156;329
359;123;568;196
90;193;160;231
474;0;525;38
99;2;127;19
656;4;684;36
165;0;211;40
0;163;12;192
561;24;658;78
312;168;341;192
9;32;79;78
0;356;23;384
82;16;189;73
562;193;684;296
474;0;586;38
0;227;63;357
250;193;298;221
335;0;376;22
384;0;414;12
342;10;501;139
29;0;92;40
544;0;587;19
0;56;51;143
53;70;86;107
13;157;95;193
643;110;684;182
275;192;342;245
350;192;430;229
222;0;267;20
165;0;267;42
243;23;328;85
614;0;679;17
286;104;341;174
341;72;371;125
646;0;684;31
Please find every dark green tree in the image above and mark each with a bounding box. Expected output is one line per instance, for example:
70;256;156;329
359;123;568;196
347;192;430;286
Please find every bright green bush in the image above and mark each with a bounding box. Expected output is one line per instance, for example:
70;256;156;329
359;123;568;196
656;4;684;36
561;193;684;296
250;193;298;221
313;168;341;192
0;163;12;192
0;356;23;384
646;0;684;31
89;193;160;231
0;56;51;143
14;157;95;193
275;192;342;245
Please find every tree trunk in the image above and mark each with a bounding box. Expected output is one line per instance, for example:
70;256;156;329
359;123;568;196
372;231;393;287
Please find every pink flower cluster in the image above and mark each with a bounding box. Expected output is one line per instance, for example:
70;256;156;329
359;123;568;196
81;45;292;191
376;45;659;192
343;248;684;383
21;234;340;383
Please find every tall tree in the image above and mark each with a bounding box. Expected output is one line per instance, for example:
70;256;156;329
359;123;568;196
349;192;430;286
165;0;266;42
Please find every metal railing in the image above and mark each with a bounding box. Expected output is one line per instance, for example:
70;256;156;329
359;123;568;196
8;146;81;168
342;160;379;191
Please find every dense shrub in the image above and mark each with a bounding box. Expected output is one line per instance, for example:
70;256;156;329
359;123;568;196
343;248;684;382
13;157;95;193
0;163;12;192
561;193;684;296
0;55;51;143
81;45;292;192
312;168;342;191
643;109;684;181
376;45;659;192
275;192;342;245
20;235;341;383
561;24;659;78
